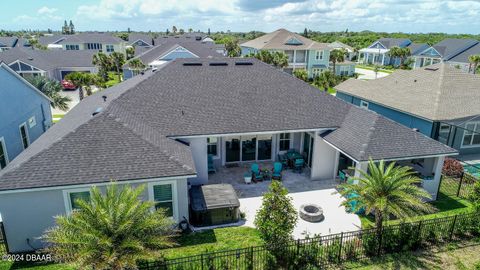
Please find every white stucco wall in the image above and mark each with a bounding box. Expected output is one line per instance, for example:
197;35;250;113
185;137;208;185
310;135;339;181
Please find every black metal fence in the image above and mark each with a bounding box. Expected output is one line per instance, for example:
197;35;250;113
138;212;480;270
440;170;478;198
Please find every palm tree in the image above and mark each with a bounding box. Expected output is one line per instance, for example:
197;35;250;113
313;70;336;91
388;46;411;68
126;47;135;60
293;69;308;82
329;49;347;75
110;52;126;82
27;77;71;111
65;72;94;101
92;52;111;81
255;50;274;64
225;38;241;57
128;58;146;76
468;54;480;74
43;184;176;270
272;51;289;68
338;160;435;238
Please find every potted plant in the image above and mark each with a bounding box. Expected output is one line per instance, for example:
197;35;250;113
244;172;252;184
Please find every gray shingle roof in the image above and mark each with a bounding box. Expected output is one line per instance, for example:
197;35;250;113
0;48;96;71
407;43;429;55
0;58;456;191
0;37;18;47
377;38;411;49
128;33;154;46
58;33;124;44
432;38;479;59
335;63;480;121
37;35;66;45
240;29;329;50
447;42;480;63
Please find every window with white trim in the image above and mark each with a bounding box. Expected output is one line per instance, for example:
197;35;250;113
279;133;291;151
106;45;114;52
152;184;174;217
66;44;79;50
65;190;91;212
315;50;324;60
19;123;29;149
462;122;480;147
0;137;8;169
360;100;369;109
207;137;218;157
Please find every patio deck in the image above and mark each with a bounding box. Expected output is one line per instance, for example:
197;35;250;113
208;162;338;198
207;162;362;237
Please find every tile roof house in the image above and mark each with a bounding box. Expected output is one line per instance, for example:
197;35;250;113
0;47;98;81
335;63;480;157
412;38;480;71
0;58;456;253
240;29;356;78
0;62;52;170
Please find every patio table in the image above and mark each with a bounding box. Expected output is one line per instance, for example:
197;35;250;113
285;151;304;168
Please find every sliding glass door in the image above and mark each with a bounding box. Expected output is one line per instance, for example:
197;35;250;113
224;135;272;163
302;133;314;167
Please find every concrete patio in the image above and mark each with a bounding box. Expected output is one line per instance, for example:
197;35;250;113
207;162;362;238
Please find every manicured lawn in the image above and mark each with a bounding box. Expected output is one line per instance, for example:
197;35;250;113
51;114;64;124
162;226;263;259
360;192;475;228
0;261;72;270
356;64;395;74
348;240;480;270
105;72;122;88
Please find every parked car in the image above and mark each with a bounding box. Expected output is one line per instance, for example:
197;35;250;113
61;79;76;90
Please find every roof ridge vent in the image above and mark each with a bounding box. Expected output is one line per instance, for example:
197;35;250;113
209;62;228;66
183;62;202;66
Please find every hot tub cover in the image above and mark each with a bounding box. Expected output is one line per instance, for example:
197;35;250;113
190;184;240;212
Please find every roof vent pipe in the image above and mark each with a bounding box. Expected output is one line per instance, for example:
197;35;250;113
102;95;107;102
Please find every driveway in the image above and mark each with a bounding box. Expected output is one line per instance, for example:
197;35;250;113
239;188;361;238
356;67;390;80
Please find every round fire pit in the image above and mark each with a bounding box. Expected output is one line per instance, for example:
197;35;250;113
299;204;324;223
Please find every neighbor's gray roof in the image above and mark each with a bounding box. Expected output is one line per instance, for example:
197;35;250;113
432;38;479;59
447;42;480;63
58;33;124;44
124;40;223;68
328;41;354;51
377;38;411;49
0;37;18;47
38;35;66;45
240;29;329;50
407;43;429;55
0;58;456;191
128;33;154;46
335;63;480;121
0;48;96;71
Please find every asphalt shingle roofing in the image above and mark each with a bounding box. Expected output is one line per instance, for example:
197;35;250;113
0;58;456;191
377;38;410;49
335;63;480;121
433;38;479;59
240;29;329;50
58;33;124;44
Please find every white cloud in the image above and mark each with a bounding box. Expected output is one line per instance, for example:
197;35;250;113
38;6;58;14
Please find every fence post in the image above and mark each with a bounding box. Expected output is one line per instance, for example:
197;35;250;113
338;232;344;263
450;215;458;241
456;173;464;197
437;175;444;198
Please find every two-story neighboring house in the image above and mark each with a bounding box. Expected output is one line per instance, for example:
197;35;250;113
240;29;355;78
0;62;52;169
335;63;480;161
57;33;127;54
359;38;429;67
412;38;480;71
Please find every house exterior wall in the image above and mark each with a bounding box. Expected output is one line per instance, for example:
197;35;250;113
184;137;208;186
0;177;189;253
52;67;98;81
0;66;52;165
310;135;339;180
336;92;433;136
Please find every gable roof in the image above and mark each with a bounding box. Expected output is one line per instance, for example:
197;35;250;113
38;35;66;46
447;42;480;64
58;33;124;44
0;48;96;71
0;37;18;48
128;33;154;46
335;63;480;121
374;38;411;49
328;41;354;52
0;58;456;192
407;43;429;55
0;62;52;102
240;29;329;50
432;38;479;59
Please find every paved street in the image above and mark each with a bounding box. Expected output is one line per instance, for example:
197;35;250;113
356;67;391;80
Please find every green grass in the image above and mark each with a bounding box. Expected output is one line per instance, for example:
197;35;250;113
356;64;395;74
162;226;263;259
105;72;122;88
51;114;65;119
0;261;72;270
359;192;475;228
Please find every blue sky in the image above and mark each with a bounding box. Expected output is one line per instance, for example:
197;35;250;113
1;0;480;34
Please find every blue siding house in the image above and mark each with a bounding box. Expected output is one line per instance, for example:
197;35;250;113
335;64;480;159
0;62;52;169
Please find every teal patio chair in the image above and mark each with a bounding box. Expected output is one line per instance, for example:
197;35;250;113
272;162;282;180
208;154;216;173
277;153;288;169
251;163;263;181
339;170;346;182
294;158;304;173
